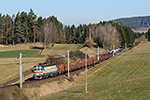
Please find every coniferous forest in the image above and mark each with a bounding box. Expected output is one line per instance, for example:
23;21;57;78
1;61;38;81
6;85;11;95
112;16;150;30
0;9;135;48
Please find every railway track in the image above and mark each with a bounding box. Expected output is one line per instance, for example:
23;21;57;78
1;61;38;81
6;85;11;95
0;68;33;87
0;48;125;89
0;65;92;89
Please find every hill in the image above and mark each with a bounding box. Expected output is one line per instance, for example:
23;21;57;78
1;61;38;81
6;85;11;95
37;42;150;100
112;15;150;30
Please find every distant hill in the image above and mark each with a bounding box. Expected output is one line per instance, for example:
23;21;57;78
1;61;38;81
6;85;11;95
112;15;150;31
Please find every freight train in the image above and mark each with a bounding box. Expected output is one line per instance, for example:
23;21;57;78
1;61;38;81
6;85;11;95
33;51;118;79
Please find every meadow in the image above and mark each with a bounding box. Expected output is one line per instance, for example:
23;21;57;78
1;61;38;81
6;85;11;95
0;43;81;84
42;44;82;55
38;42;150;100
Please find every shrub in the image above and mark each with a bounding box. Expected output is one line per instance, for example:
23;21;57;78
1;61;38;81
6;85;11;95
84;37;94;48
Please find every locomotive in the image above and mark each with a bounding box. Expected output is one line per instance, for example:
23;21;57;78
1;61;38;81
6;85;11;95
33;62;58;79
33;52;116;79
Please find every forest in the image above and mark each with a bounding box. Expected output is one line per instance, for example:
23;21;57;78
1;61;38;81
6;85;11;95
0;9;135;49
112;15;150;30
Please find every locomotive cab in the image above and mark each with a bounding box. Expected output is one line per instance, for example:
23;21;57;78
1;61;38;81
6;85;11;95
33;65;44;79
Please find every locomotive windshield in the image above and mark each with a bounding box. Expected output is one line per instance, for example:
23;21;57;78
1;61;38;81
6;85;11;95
34;65;42;71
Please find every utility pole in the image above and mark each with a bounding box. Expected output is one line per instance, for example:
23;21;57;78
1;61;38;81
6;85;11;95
97;47;99;63
113;45;115;57
20;53;22;89
68;50;70;77
85;53;87;93
89;28;91;39
44;34;46;49
103;43;105;49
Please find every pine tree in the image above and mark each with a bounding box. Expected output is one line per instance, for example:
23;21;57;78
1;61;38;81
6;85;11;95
147;29;150;41
15;12;21;44
11;14;15;45
27;9;37;43
20;11;28;43
37;16;43;42
5;14;12;44
0;14;2;44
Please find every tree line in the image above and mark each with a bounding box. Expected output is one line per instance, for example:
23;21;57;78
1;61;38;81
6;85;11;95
112;16;150;30
0;9;43;45
0;9;135;49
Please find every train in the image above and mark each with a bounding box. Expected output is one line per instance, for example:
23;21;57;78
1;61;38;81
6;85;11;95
33;49;122;79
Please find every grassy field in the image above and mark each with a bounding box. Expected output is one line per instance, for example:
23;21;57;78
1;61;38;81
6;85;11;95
0;57;46;84
0;43;81;84
0;43;43;52
38;42;150;100
0;50;39;58
42;44;82;55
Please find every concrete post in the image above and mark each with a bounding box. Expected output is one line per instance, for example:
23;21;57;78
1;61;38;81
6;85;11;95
20;53;22;89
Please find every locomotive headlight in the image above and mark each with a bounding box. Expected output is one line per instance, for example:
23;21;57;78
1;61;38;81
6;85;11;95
36;73;40;75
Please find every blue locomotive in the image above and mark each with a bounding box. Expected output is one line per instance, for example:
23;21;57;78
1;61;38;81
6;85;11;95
33;62;58;79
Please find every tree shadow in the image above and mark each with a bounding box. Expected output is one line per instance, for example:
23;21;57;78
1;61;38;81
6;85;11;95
31;46;44;50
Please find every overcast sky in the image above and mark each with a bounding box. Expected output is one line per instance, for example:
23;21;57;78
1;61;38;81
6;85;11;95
1;0;150;26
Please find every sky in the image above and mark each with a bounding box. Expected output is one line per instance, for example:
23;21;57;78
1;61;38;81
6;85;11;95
1;0;150;26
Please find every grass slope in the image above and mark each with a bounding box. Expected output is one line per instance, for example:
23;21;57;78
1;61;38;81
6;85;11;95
42;44;82;55
39;42;150;100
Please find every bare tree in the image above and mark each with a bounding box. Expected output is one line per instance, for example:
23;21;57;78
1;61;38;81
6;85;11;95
41;19;57;49
93;23;120;49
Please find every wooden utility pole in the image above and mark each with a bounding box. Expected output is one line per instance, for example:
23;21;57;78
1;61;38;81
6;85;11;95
68;50;70;77
98;47;99;63
113;45;115;57
85;53;87;93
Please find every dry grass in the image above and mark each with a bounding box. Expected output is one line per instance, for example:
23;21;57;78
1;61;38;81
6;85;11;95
0;86;28;100
0;43;43;52
0;43;46;84
42;44;82;55
0;57;45;84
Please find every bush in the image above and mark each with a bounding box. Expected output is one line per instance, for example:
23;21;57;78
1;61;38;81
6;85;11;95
0;86;28;100
70;50;85;60
46;50;86;65
84;37;94;48
46;55;67;65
